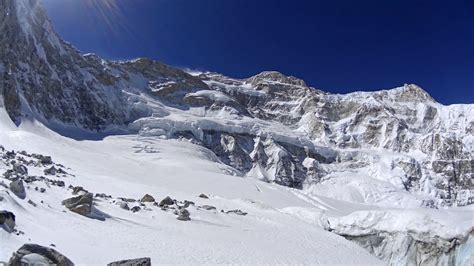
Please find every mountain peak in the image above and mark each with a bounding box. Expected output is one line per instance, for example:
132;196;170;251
391;83;435;102
247;71;307;87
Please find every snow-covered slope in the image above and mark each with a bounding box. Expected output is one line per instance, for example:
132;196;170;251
0;108;383;264
1;0;473;264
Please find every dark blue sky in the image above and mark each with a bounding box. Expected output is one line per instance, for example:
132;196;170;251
43;0;473;104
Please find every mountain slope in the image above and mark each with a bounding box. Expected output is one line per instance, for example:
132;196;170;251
0;112;383;264
0;0;207;130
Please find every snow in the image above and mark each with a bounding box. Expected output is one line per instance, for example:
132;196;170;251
0;108;382;264
206;80;267;97
187;90;234;103
329;208;474;240
1;102;472;264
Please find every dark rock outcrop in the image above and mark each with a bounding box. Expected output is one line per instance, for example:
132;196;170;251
199;205;217;211
158;196;175;207
9;179;26;199
140;194;155;203
176;208;191;221
44;166;57;176
131;206;141;213
117;202;130;211
107;257;151;266
339;232;473;265
12;163;28;175
62;193;94;217
9;244;74;266
224;209;248;216
0;210;16;232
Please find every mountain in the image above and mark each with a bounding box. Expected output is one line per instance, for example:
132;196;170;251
1;1;473;265
0;0;206;130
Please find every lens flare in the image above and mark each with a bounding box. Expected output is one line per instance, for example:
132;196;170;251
83;0;130;37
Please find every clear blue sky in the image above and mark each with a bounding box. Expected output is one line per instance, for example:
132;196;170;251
43;0;473;104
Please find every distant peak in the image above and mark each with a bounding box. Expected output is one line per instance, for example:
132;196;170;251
367;83;436;104
247;71;307;87
396;83;435;102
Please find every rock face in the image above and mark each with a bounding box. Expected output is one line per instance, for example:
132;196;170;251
0;0;207;130
0;210;16;232
135;74;474;207
107;257;151;266
62;193;94;217
327;210;474;265
340;232;473;266
9;244;74;266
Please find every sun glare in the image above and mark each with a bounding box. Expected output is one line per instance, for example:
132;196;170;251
83;0;128;36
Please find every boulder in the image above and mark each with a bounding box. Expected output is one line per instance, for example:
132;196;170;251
198;193;209;199
3;170;14;180
71;186;88;195
107;257;151;266
9;244;74;266
118;197;137;203
0;210;16;232
44;166;57;175
50;180;65;187
225;209;248;216
5;150;16;159
182;200;195;208
177;208;191;221
57;168;68;175
158;196;175;207
10;179;26;199
200;205;217;211
62;193;94;217
95;193;111;199
24;176;39;183
141;194;155;203
40;155;53;165
12;163;28;175
117;202;130;211
131;206;141;213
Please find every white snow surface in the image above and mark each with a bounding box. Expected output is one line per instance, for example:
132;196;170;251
0;88;473;264
0;107;383;265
